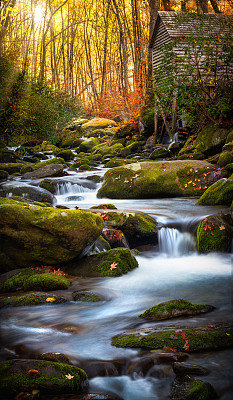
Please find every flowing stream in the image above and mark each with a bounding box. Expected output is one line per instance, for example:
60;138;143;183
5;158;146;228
1;165;233;399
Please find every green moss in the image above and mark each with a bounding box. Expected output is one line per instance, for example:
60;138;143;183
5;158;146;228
79;163;92;171
140;299;210;319
0;162;25;174
196;178;233;205
0;360;87;395
32;157;66;170
218;151;233;167
0;293;67;307
38;353;73;365
39;179;55;193
186;379;218;400
93;248;138;277
197;214;233;253
97;161;215;199
1;269;70;293
0;199;104;269
112;327;233;352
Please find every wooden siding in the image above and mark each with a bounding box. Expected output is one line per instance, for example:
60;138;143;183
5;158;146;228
152;18;172;73
151;11;233;81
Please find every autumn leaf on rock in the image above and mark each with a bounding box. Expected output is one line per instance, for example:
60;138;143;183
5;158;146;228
219;225;225;230
110;262;118;270
65;373;74;379
183;339;190;350
46;297;56;302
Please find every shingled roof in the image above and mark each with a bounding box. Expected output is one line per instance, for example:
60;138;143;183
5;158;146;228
149;11;232;48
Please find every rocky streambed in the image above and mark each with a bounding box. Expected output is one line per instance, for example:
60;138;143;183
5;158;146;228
0;119;233;399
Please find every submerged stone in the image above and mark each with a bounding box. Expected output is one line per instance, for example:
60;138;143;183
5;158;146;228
139;299;215;321
0;292;68;307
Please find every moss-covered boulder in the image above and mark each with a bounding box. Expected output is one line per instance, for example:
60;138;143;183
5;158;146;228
149;147;171;160
0;292;68;307
180;124;231;158
39;179;56;194
22;163;64;179
56;149;75;161
38;352;73;365
171;375;218;400
197;214;233;253
66;248;138;278
112;326;233;352
79;137;100;153
90;209;158;248
31;157;66;170
0;269;70;293
196;178;233;206
0;181;55;203
92;142;124;157
81;117;117;131
34;140;60;153
97;161;217;199
0;198;104;271
0;162;25;174
217;151;233;167
0;148;18;163
0;359;87;396
72;290;104;302
139;299;215;321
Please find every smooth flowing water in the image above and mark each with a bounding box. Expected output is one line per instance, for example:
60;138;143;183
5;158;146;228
1;166;233;399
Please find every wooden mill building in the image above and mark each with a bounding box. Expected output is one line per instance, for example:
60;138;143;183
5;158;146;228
149;11;233;140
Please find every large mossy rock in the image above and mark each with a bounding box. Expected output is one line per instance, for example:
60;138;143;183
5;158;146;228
81;117;117;131
196;178;233;205
90;209;158;248
197;214;233;253
0;268;70;293
97;161;218;199
112;326;233;352
0;359;87;396
65;248;138;278
139;299;215;321
179;124;231;158
0;198;104;271
79;137;100;153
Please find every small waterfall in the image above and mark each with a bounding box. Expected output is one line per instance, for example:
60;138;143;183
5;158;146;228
158;227;196;257
56;182;93;195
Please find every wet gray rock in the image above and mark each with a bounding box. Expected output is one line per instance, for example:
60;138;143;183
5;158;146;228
0;181;55;203
173;362;210;376
22;163;64;179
